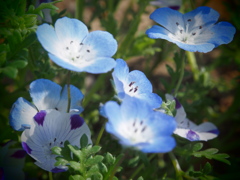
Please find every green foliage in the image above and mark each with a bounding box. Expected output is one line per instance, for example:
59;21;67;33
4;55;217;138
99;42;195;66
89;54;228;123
52;135;122;180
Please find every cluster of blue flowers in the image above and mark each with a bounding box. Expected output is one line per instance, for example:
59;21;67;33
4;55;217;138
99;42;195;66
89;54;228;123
9;5;235;173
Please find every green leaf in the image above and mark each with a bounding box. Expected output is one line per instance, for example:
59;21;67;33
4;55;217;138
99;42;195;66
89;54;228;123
192;148;230;165
8;60;27;69
202;162;212;174
68;145;81;160
105;152;115;165
192;143;203;152
86;146;101;156
1;66;18;78
55;157;69;166
80;134;89;148
91;172;103;180
128;156;139;167
51;146;62;156
86;164;100;176
137;177;144;180
69;175;85;180
97;162;108;174
85;155;104;167
69;161;81;171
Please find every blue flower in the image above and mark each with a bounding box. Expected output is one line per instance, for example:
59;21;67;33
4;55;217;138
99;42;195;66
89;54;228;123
112;59;162;108
0;141;26;180
146;6;236;53
9;79;84;131
36;17;117;73
104;98;176;153
21;109;92;172
166;94;219;141
150;0;182;10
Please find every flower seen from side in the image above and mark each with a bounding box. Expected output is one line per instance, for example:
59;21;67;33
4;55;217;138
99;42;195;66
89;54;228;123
9;79;84;131
146;6;236;53
104;98;176;153
112;59;162;108
36;17;118;73
166;94;219;141
150;0;182;10
21;109;92;172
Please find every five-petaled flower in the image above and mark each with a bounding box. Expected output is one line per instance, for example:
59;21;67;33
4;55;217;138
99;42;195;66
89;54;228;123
146;6;236;53
9;79;84;131
21;109;92;172
166;94;219;141
36;17;117;73
112;59;162;109
104;98;176;153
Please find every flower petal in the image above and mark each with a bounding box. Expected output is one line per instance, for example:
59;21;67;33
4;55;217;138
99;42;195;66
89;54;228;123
140;136;176;153
83;30;118;57
36;23;60;55
56;84;84;113
9;97;37;131
55;17;88;44
150;7;184;34
81;57;116;74
30;79;62;111
207;21;236;47
183;6;219;26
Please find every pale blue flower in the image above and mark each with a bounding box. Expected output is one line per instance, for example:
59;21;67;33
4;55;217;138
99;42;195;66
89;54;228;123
9;79;84;131
36;17;117;73
104;98;176;153
166;94;219;141
146;6;236;53
21;109;92;172
112;59;162;108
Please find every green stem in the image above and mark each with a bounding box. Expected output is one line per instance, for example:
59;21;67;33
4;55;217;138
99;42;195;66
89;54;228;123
116;0;150;58
186;51;199;81
67;71;71;113
129;153;155;179
75;0;84;20
82;74;107;108
169;152;183;180
174;50;186;96
95;122;106;145
108;153;126;180
49;172;53;180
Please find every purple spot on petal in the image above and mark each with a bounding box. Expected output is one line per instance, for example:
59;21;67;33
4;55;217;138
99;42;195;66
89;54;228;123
22;142;32;154
174;97;182;109
186;130;200;141
51;167;67;173
11;150;26;159
207;129;220;135
70;114;84;130
169;6;180;10
34;110;46;126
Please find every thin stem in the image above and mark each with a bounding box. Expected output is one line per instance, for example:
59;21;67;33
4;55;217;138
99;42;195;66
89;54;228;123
67;71;71;113
95;122;106;146
49;172;53;180
174;50;186;96
186;51;199;81
82;74;107;108
169;152;183;180
75;0;84;20
109;153;126;180
129;153;156;179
